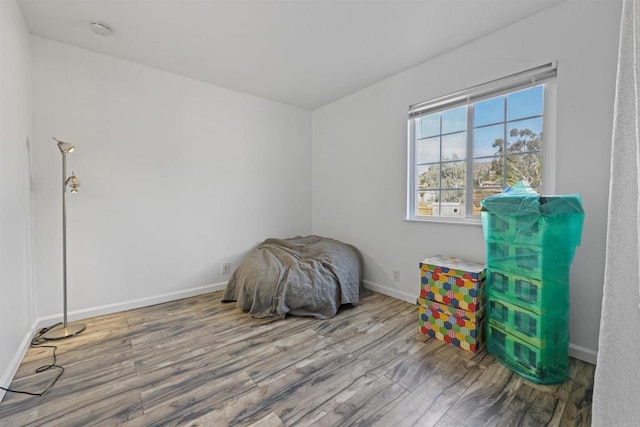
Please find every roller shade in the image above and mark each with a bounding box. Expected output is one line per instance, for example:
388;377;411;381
409;62;557;119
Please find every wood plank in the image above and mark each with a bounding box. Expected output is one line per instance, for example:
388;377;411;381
124;372;257;426
443;357;526;425
244;412;286;427
224;349;358;425
156;384;275;427
375;341;488;427
433;414;468;427
297;374;410;427
0;360;139;425
559;360;595;426
35;391;144;427
538;357;580;426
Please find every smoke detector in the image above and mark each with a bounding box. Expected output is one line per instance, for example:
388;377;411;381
89;22;112;36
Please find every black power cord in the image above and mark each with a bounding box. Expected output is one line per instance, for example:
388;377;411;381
0;324;65;397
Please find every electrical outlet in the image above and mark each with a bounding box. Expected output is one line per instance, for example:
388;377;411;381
221;261;231;275
392;269;401;282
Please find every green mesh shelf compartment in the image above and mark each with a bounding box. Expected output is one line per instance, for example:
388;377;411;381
483;212;542;246
487;268;569;314
486;239;576;281
487;324;569;384
486;297;568;349
481;190;584;251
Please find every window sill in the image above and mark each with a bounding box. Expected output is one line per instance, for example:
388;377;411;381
404;216;483;226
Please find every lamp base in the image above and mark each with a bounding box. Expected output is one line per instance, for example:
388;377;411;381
42;323;86;340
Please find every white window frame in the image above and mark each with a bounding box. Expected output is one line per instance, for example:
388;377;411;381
406;63;557;224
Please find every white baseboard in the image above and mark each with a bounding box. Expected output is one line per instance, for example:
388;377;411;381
0;319;40;403
36;282;228;328
362;280;416;304
362;279;598;365
569;343;597;365
1;282;227;403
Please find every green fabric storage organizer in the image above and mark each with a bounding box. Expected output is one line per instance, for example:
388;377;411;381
481;182;584;384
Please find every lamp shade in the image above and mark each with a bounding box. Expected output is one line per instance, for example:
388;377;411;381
54;138;75;154
66;173;81;193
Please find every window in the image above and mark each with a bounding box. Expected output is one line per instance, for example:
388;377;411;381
407;63;557;221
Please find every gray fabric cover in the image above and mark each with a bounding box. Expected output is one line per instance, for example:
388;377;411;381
222;235;363;319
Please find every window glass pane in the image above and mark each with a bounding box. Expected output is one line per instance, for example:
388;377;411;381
472;188;503;215
442;132;466;161
418;113;440;139
442;106;467;134
507;118;543;153
474;124;504;158
417;136;440;164
417;190;437;216
435;190;465;217
474;96;505;127
506;153;542;186
507;85;543;121
417;164;440;189
408;70;552;220
473;158;502;188
441;161;466;188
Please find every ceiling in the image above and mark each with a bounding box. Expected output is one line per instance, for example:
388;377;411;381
17;0;566;110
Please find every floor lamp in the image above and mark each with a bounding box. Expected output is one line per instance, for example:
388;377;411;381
43;138;86;340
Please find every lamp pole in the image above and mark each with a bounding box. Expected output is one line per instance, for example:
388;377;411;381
43;138;86;340
62;148;68;328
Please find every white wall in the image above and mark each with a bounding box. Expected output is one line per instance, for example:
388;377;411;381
31;37;312;320
312;0;622;362
0;0;34;396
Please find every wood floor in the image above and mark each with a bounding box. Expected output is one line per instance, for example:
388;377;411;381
0;290;594;426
